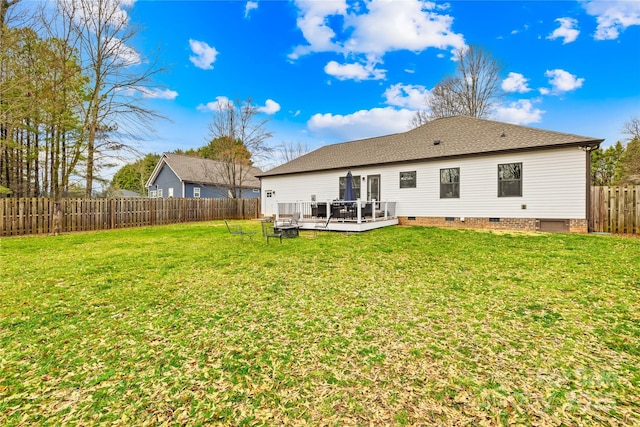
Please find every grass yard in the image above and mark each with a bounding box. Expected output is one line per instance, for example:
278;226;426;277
1;222;639;426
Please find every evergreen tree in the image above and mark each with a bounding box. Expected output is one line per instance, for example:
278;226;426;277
617;137;640;185
590;142;625;186
111;153;160;194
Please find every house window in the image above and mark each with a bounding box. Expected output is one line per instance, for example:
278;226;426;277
149;190;157;198
266;190;274;198
193;187;201;198
339;176;361;199
157;189;163;198
440;168;460;198
399;171;416;188
168;188;174;198
498;163;522;197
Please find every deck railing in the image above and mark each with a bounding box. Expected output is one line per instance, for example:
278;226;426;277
276;200;396;223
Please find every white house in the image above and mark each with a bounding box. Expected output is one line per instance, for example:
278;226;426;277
257;116;603;233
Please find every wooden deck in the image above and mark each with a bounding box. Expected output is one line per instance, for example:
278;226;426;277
274;200;399;232
296;217;398;232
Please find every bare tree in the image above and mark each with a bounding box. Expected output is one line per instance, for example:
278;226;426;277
412;44;504;127
617;116;640;184
207;98;273;198
57;0;165;197
0;0;21;28
622;116;640;142
278;140;309;164
409;110;429;129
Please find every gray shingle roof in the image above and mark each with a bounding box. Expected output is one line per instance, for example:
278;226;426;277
258;116;603;177
157;153;262;188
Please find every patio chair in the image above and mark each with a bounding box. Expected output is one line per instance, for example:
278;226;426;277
291;212;301;225
312;213;332;237
362;202;372;219
313;203;327;218
277;212;301;227
224;219;256;239
261;220;282;244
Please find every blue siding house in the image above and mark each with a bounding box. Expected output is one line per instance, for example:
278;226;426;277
145;153;262;199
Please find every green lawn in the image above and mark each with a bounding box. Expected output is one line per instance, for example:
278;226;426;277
1;222;639;425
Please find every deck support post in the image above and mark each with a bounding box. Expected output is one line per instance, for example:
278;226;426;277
372;199;376;222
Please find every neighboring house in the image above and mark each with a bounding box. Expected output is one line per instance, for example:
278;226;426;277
110;189;142;198
146;153;262;199
257;116;603;233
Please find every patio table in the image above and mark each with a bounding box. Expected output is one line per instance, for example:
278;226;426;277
275;225;299;238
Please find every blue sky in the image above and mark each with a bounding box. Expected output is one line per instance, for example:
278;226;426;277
38;1;640;170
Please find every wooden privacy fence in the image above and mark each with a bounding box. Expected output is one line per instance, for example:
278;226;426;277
590;186;639;235
0;197;260;237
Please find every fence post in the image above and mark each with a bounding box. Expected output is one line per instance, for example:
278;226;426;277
110;198;115;230
0;198;4;236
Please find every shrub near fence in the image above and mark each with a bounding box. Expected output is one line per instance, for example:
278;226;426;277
590;186;639;235
0;198;260;237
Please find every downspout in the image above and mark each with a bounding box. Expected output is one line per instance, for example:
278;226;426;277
586;147;591;232
582;143;600;232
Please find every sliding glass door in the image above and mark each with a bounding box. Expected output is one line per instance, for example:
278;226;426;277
367;175;380;201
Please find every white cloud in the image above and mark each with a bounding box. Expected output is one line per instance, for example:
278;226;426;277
244;1;258;18
383;83;429;109
197;96;231;112
189;39;218;70
58;0;135;80
61;0;134;27
545;69;585;93
308;107;416;141
493;100;545;125
137;87;178;100
198;97;280;114
547;17;580;44
289;0;348;59
584;0;640;40
59;1;140;66
502;72;532;93
121;86;178;99
290;0;466;61
106;37;141;66
257;99;281;115
324;57;386;81
511;24;530;36
344;0;466;55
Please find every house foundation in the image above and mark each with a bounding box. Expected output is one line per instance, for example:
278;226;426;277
398;217;588;233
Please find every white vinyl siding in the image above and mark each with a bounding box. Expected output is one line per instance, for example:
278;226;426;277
260;147;587;219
